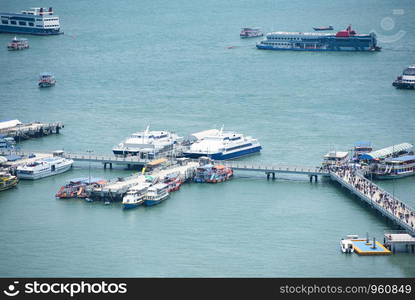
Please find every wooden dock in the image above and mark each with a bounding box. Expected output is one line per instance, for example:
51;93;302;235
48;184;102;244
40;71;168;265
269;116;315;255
330;168;415;236
0;121;64;141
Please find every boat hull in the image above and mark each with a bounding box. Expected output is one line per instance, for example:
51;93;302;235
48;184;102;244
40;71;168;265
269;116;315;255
144;195;169;206
256;44;378;51
183;145;262;160
0;178;18;191
123;202;143;209
392;81;415;89
17;163;72;180
373;172;415;180
0;25;62;35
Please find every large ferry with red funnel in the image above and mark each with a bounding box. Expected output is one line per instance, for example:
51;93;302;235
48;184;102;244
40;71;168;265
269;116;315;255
257;25;380;52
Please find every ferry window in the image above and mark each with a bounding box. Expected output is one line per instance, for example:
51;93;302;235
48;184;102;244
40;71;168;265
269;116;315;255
19;21;26;26
10;20;16;25
1;20;8;24
36;18;42;21
29;22;34;26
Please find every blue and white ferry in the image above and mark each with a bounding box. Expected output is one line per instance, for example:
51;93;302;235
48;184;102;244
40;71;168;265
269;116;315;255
256;26;380;52
0;7;62;35
183;128;262;160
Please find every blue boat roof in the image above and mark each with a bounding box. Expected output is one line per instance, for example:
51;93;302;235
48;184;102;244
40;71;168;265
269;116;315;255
385;155;415;162
40;72;53;76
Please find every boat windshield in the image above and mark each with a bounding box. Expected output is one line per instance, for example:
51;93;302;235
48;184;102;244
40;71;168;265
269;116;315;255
403;68;415;76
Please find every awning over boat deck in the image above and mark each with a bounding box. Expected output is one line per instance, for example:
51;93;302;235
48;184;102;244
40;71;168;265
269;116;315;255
324;151;349;159
385;155;415;163
359;143;413;160
190;129;220;141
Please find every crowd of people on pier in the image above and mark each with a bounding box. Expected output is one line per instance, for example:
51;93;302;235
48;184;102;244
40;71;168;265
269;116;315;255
333;166;415;230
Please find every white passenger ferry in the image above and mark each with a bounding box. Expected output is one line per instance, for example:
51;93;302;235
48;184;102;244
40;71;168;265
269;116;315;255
183;128;262;160
144;183;169;206
113;126;182;158
122;183;151;209
0;7;62;35
16;157;73;180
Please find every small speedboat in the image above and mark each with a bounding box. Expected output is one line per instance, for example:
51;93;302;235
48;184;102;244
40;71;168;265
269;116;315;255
313;26;334;31
7;36;29;50
393;65;415;89
38;72;56;88
340;235;357;253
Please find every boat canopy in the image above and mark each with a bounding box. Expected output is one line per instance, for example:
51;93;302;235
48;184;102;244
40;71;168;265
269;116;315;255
0;119;22;130
40;72;53;77
359;143;413;160
385;155;415;163
324;151;349;159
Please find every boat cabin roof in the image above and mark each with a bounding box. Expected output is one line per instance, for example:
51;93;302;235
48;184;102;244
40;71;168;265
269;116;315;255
385;155;415;163
324;151;349;159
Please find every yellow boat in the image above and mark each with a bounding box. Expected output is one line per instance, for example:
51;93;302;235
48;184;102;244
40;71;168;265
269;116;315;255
0;172;19;191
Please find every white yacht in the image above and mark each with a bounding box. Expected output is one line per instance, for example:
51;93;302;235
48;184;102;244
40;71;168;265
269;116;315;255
113;126;182;158
340;235;357;253
122;183;151;209
143;183;169;206
183;128;262;160
16;157;73;180
393;65;415;89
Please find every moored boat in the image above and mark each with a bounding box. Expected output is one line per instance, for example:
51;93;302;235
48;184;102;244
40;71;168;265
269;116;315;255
372;155;415;179
340;235;357;253
113;126;182;158
0;171;19;191
16;156;73;180
122;183;151;209
393;65;415;89
322;151;349;168
183;127;261;160
144;183;169;206
163;172;183;192
38;72;56;87
7;37;29;50
56;177;107;199
194;164;233;183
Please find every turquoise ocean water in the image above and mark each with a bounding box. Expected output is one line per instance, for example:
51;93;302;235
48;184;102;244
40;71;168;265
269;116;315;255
0;0;415;277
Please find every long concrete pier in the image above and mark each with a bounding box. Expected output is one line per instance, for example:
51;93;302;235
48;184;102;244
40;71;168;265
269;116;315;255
331;168;415;236
0;122;64;140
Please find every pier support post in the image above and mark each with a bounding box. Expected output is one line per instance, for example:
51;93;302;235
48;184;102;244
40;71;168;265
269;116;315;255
272;172;275;180
110;163;113;169
104;163;107;169
127;164;131;170
266;173;270;180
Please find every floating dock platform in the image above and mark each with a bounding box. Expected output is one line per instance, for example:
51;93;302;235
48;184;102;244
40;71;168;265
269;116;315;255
351;239;392;255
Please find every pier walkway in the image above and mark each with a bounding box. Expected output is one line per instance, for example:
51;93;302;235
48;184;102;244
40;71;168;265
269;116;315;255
218;160;328;180
331;168;415;235
0;122;64;140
